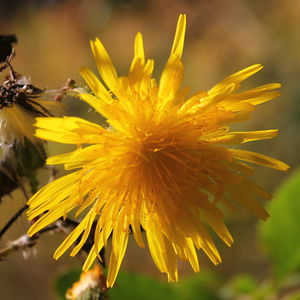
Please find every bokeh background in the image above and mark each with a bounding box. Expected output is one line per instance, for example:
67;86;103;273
0;0;299;299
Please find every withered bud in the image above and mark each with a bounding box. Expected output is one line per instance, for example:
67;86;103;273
66;265;107;300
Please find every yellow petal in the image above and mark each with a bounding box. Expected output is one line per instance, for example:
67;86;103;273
223;83;281;106
80;67;113;103
54;208;95;259
184;237;200;272
202;211;233;246
90;38;119;91
107;210;129;287
158;57;183;106
171;14;186;58
226;183;269;220
70;209;96;257
47;145;104;169
157;15;186;105
28;200;76;236
230;149;289;171
130;32;145;73
193;223;221;265
209;64;263;94
83;232;105;272
197;83;236;110
35;117;106;144
27;172;79;210
207;129;278;145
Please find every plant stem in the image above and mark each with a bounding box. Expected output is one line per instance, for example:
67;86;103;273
0;204;28;240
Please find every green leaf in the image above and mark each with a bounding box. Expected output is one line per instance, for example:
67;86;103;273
108;272;175;300
219;273;263;300
260;167;300;278
109;271;219;300
228;274;258;295
173;272;220;300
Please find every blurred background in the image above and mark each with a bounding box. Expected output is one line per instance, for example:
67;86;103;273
0;0;300;299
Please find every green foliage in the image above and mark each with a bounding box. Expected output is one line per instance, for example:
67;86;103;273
219;273;275;300
260;167;300;278
172;272;220;300
226;273;258;295
109;271;220;300
108;272;175;300
109;271;219;300
55;269;219;300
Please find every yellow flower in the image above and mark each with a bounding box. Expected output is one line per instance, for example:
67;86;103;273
27;14;289;287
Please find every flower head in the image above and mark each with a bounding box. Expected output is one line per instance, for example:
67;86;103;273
27;15;288;287
66;265;105;300
0;73;58;146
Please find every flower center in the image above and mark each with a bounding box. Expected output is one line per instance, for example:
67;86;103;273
133;132;200;195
